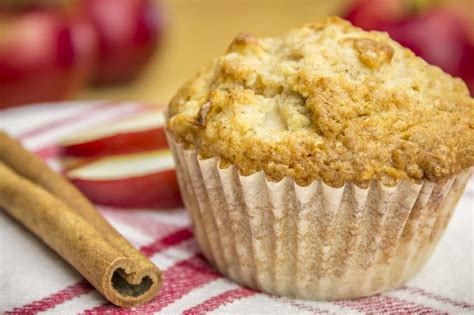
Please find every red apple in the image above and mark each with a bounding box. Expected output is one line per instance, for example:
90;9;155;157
67;150;182;209
344;0;407;30
0;8;97;109
69;9;98;85
60;109;167;159
82;0;163;85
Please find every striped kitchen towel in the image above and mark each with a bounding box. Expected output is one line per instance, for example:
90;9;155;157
0;101;473;314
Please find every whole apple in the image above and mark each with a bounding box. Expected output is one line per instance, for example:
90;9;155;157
83;0;162;85
0;8;97;109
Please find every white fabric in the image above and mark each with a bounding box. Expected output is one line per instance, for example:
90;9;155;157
0;101;472;314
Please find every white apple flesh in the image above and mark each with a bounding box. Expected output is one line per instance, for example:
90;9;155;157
67;150;182;209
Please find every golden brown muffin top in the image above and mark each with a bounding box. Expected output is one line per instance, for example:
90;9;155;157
168;17;474;187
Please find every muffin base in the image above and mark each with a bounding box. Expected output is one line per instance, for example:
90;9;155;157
167;131;471;300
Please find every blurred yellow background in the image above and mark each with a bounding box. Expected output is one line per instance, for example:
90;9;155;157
79;0;473;105
80;0;350;105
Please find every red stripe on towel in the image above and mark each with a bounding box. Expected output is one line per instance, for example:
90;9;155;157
334;294;447;314
4;281;91;315
403;286;474;310
34;144;60;160
5;226;193;314
182;287;256;315
18;102;116;140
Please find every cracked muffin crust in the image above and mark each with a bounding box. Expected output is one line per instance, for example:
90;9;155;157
168;16;474;187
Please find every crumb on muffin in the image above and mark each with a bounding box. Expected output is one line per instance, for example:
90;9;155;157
168;16;474;187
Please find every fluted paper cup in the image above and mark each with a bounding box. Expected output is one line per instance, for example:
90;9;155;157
166;130;471;300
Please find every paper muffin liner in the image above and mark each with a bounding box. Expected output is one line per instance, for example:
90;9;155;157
166;130;472;300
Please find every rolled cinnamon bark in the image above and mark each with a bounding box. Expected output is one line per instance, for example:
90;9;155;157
0;132;162;307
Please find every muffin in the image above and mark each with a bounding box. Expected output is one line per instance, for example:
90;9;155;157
166;16;474;300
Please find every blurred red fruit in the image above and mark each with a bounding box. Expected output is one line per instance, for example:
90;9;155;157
83;0;162;85
0;9;97;109
345;0;406;30
70;11;98;87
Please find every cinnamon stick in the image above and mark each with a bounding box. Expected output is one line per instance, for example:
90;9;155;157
0;132;162;307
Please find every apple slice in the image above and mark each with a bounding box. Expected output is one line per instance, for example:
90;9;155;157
60;109;167;159
67;149;182;209
60;156;96;171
